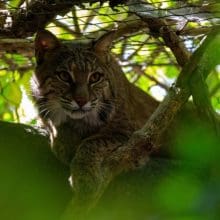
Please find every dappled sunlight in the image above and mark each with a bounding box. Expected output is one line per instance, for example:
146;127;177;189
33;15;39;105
0;0;220;220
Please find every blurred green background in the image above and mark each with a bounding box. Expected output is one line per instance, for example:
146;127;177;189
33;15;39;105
0;0;220;220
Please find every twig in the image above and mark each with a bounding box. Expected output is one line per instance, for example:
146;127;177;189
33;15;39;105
53;20;81;37
82;9;97;32
119;38;127;60
132;65;169;91
72;6;82;37
126;36;149;60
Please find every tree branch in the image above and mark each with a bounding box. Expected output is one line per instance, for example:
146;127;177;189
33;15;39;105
129;2;220;137
1;0;126;38
130;14;191;66
0;38;33;56
106;27;220;174
52;19;81;37
0;18;148;56
132;65;169;91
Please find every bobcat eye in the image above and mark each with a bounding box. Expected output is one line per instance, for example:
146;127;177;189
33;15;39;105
89;72;103;84
57;71;71;82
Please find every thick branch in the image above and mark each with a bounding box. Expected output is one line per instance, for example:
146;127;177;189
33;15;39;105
0;18;147;56
10;0;74;37
106;27;220;174
0;38;33;56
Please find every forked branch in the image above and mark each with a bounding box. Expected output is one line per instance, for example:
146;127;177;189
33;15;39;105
62;27;220;220
106;27;220;174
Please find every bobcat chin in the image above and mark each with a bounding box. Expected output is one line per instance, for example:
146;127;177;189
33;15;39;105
32;29;158;215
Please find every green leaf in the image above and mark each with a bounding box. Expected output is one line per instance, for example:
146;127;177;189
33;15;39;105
3;83;22;107
212;95;220;111
0;70;7;76
135;75;150;92
6;0;20;9
2;112;13;121
164;66;178;78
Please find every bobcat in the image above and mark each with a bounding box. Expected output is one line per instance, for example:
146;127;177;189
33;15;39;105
32;30;159;217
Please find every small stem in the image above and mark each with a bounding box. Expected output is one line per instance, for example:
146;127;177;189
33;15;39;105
72;6;82;37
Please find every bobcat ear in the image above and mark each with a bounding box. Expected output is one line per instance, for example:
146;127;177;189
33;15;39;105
35;30;60;64
94;31;116;52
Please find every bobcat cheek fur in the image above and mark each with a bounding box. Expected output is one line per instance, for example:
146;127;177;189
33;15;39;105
33;39;114;125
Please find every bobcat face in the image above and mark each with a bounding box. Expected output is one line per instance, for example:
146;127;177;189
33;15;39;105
32;31;115;127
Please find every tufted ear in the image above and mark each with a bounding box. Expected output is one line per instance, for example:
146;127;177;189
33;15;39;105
35;30;60;64
94;30;116;52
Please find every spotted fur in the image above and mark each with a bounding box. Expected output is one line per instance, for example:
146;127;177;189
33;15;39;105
32;30;159;212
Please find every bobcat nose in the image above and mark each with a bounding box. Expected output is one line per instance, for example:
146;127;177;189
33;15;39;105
74;96;87;107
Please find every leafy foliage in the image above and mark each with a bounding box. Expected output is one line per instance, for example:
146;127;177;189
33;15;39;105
0;1;220;220
0;53;34;122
